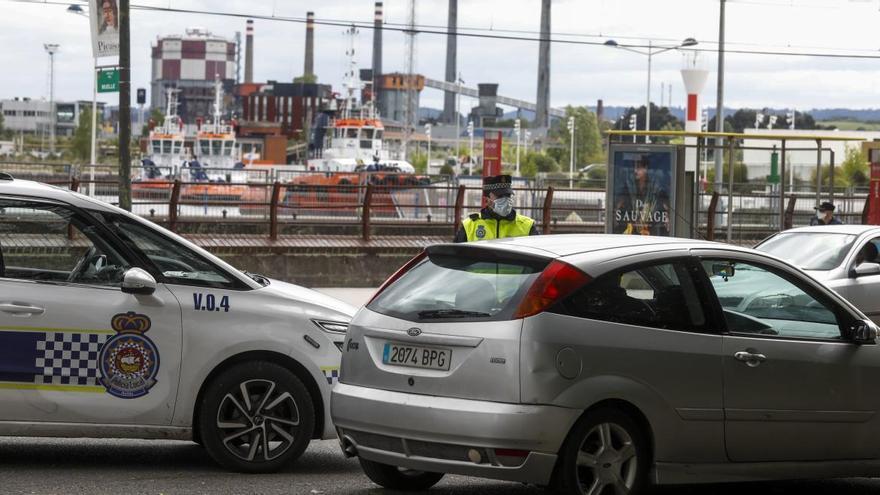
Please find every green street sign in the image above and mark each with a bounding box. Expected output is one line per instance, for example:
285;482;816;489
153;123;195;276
97;68;120;93
768;150;780;184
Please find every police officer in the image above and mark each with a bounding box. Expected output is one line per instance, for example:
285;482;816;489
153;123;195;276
454;175;540;242
810;201;843;226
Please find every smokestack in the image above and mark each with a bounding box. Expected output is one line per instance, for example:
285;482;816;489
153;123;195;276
535;0;551;130
443;0;458;124
596;99;604;124
244;19;254;83
372;2;383;107
304;11;315;78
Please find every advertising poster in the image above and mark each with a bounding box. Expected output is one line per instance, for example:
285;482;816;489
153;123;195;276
608;147;677;236
90;0;120;58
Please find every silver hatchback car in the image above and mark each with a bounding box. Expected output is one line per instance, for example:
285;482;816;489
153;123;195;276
332;234;880;494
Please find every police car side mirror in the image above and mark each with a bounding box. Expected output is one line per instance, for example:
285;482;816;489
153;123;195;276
122;267;157;295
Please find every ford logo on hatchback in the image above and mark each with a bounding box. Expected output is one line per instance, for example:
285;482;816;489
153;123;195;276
406;328;422;337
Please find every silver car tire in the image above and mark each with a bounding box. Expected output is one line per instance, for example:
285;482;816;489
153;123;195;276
198;361;315;473
358;457;445;490
555;408;650;495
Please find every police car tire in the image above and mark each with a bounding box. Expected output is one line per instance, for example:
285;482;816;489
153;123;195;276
358;458;445;490
198;361;315;473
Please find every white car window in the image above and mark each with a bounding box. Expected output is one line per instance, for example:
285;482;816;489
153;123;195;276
0;200;130;286
702;259;841;340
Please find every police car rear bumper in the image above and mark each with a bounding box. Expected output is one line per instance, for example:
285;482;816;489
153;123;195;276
331;382;580;485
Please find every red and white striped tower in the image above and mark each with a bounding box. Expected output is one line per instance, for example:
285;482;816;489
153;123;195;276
680;68;708;172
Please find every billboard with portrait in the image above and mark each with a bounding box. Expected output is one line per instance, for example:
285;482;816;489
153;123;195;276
606;145;678;236
90;0;120;58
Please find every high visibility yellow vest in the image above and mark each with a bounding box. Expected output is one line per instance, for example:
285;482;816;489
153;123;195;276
462;213;535;242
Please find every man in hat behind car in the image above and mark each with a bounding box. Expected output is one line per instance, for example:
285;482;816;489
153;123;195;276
454;175;540;242
810;201;843;226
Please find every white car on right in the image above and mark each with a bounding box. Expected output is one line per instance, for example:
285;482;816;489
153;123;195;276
756;225;880;324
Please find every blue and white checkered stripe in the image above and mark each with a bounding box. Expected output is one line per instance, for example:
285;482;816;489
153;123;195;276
35;333;109;386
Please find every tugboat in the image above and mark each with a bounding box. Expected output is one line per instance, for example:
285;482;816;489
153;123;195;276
135;78;247;202
180;76;247;201
133;88;187;199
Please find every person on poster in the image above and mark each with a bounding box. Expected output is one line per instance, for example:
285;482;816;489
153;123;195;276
99;0;119;35
613;154;671;236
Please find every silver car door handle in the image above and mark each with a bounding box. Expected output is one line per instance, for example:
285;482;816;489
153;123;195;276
734;351;767;367
0;303;46;316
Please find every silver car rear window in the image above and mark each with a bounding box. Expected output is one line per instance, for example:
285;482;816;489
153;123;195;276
757;232;856;270
367;253;545;322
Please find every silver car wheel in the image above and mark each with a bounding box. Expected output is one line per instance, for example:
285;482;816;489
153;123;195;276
575;422;638;495
216;378;301;462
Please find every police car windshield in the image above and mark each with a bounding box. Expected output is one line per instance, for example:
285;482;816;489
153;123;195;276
95;212;245;290
368;253;545;323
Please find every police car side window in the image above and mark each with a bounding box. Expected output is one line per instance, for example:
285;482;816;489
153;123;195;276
0;200;129;286
102;213;244;290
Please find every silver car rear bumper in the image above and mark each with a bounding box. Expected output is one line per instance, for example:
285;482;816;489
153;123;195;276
331;382;581;485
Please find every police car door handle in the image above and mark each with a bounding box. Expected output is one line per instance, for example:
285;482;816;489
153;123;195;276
0;302;45;316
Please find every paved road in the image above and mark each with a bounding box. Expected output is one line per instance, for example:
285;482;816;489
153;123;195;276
0;436;879;495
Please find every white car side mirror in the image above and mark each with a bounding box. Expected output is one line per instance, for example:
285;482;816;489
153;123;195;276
121;267;157;295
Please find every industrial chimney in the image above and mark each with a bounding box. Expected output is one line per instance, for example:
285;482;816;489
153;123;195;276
443;0;458;124
244;19;254;83
535;0;551;131
304;11;315;78
372;2;383;107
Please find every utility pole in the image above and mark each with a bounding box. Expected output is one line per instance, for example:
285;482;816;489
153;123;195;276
44;44;59;156
118;0;131;210
714;0;726;194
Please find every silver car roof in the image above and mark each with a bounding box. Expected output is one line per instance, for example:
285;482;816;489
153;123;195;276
776;225;880;236
461;234;742;258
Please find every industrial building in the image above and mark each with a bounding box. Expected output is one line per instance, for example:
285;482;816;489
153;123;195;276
0;97;105;137
150;27;237;122
377;73;424;124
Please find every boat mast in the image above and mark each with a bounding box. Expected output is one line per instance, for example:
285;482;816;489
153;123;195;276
212;74;223;134
342;24;362;121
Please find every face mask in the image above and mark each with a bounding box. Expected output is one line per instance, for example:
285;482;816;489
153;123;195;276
817;211;825;219
492;196;514;217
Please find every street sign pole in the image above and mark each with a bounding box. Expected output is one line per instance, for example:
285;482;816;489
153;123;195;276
118;0;131;211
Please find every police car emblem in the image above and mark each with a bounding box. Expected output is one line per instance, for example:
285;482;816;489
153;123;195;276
99;312;160;399
475;225;486;239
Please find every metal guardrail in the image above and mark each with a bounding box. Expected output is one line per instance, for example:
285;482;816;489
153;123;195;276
5;162;873;244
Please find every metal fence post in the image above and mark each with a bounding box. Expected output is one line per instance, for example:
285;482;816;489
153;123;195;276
362;183;373;242
706;191;720;241
452;184;466;235
784;195;796;230
269;181;282;241
542;186;554;234
67;177;80;240
169;179;181;232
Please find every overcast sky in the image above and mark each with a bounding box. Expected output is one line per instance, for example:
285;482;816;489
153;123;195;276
3;0;880;113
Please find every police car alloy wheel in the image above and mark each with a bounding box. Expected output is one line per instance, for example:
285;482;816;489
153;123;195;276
555;408;649;495
198;361;315;473
358;458;445;490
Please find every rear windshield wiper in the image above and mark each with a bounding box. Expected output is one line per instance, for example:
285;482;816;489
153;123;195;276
417;309;492;319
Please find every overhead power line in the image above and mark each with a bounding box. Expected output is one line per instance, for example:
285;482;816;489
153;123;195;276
10;0;880;60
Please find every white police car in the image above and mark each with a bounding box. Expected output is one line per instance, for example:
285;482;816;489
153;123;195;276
0;175;355;473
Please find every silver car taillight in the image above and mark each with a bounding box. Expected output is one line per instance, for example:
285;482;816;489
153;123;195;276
513;260;591;318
